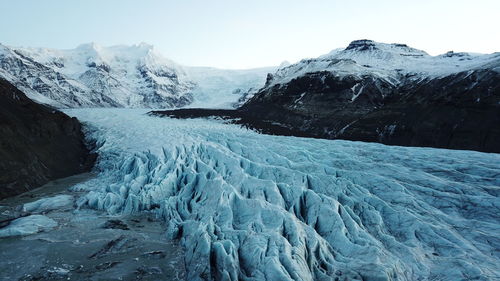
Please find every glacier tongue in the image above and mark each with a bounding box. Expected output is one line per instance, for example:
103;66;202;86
66;108;500;281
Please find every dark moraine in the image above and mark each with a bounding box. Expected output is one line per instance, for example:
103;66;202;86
0;78;95;199
151;69;500;153
148;108;315;138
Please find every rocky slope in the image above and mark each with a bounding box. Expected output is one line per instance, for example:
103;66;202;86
239;40;500;152
0;78;95;199
0;43;273;109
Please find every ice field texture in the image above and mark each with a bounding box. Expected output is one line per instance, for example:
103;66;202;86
0;215;58;238
23;195;74;213
66;109;500;281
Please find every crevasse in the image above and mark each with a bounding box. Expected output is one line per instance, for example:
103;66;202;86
68;108;500;281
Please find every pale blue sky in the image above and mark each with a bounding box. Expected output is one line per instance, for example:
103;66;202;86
1;0;498;69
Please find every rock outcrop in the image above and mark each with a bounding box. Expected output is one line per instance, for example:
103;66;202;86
240;68;500;153
0;78;95;199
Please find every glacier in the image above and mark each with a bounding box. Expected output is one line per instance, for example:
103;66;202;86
65;108;500;281
22;194;74;213
0;215;58;238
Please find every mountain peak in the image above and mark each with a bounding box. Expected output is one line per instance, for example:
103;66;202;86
76;42;102;52
341;39;429;60
344;39;427;55
278;60;291;68
345;39;377;51
74;42;157;57
136;42;154;50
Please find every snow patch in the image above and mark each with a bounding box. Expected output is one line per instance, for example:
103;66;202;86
23;195;74;213
0;43;275;109
0;215;58;238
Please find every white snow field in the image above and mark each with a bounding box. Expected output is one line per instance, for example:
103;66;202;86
66;108;500;281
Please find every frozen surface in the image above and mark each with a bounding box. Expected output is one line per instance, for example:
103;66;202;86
0;173;185;281
185;66;276;108
0;215;57;238
67;108;500;281
23;194;74;213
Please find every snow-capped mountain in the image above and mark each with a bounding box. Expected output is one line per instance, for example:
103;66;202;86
240;39;500;152
0;43;102;107
0;43;274;108
266;39;500;87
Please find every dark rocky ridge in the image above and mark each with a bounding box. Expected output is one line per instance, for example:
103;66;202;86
0;78;95;199
345;39;379;51
151;68;500;153
148;108;315;138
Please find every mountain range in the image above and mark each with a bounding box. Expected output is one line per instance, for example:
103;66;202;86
1;39;499;152
152;40;499;152
0;42;274;108
239;40;500;152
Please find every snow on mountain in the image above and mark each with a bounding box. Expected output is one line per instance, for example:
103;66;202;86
266;39;500;88
0;43;100;107
67;108;500;281
185;66;276;108
0;43;273;108
9;42;195;108
239;39;500;152
3;39;496;109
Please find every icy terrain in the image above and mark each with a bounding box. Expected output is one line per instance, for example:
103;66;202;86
0;173;185;280
0;215;58;238
64;108;500;281
185;66;276;108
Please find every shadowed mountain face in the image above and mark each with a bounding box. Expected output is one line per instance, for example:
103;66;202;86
152;68;500;153
239;69;500;153
0;79;95;199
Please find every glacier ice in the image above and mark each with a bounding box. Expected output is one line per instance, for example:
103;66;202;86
185;66;276;109
66;108;500;281
0;215;58;238
23;195;74;213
